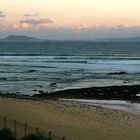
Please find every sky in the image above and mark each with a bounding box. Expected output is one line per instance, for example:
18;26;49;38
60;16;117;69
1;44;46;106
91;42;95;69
1;0;140;39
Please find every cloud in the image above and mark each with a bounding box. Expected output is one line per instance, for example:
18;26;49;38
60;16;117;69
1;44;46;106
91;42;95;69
116;24;129;28
12;23;30;29
0;11;6;18
23;13;38;17
2;26;140;40
2;21;140;40
9;18;54;30
76;22;130;31
20;18;53;26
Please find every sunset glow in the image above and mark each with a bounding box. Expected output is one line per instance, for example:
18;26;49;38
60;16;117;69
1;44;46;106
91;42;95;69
1;0;140;39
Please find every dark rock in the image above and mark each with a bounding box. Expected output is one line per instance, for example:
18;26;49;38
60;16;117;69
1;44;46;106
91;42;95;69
28;70;36;73
36;85;140;100
50;83;57;86
0;78;7;80
38;90;44;94
107;72;128;75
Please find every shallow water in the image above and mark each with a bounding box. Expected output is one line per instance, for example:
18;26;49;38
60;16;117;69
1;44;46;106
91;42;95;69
62;99;140;115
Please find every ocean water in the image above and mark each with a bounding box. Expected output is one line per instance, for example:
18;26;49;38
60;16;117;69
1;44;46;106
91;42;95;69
0;41;140;95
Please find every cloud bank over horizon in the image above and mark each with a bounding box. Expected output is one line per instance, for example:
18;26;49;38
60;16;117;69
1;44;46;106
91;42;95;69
1;25;140;40
1;0;140;39
1;12;140;40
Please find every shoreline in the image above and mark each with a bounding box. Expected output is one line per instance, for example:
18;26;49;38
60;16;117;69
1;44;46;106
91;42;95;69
0;84;140;102
0;84;140;117
0;84;140;116
1;93;140;115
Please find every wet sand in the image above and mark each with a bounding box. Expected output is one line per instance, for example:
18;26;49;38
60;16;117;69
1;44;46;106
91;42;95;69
0;97;140;140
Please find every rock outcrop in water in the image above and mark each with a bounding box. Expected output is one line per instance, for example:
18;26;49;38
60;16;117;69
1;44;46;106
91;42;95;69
107;72;128;75
33;85;140;100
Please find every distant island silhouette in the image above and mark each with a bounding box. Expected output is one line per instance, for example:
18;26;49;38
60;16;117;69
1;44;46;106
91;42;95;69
1;35;41;42
1;35;140;42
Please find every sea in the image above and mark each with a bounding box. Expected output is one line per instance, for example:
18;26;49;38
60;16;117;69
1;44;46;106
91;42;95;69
0;41;140;114
0;41;140;95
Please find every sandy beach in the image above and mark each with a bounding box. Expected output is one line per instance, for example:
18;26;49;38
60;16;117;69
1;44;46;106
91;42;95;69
0;97;140;140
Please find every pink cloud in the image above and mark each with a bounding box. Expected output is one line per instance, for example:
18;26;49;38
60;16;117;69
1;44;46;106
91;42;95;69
76;23;130;31
116;24;129;28
77;21;91;30
21;23;30;29
20;18;53;26
12;23;20;29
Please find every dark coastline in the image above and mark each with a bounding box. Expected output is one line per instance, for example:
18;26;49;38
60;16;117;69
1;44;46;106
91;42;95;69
1;85;139;102
33;85;140;101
